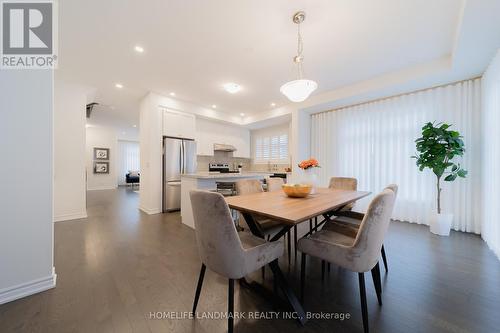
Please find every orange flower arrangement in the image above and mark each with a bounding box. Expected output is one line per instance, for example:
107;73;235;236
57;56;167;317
298;158;320;170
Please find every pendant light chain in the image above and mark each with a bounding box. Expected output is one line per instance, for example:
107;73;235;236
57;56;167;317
296;21;304;79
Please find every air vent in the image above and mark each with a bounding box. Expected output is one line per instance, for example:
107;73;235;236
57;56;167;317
86;102;99;118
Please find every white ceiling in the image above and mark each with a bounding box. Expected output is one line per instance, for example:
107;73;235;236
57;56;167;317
56;0;500;130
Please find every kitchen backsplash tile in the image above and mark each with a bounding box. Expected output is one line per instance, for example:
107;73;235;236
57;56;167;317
197;152;250;171
250;163;291;172
196;151;290;172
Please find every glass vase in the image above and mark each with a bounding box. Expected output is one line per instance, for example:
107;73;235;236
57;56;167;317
301;168;318;194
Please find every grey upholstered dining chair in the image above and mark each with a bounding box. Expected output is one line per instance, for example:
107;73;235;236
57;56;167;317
329;177;358;210
266;177;284;192
324;184;398;272
235;179;284;238
298;189;396;333
317;177;359;273
190;190;284;333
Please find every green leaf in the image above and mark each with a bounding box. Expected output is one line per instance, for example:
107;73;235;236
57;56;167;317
451;165;458;172
434;166;445;178
444;174;457;181
457;169;468;178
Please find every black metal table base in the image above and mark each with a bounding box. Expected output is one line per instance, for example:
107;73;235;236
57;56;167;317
241;213;307;325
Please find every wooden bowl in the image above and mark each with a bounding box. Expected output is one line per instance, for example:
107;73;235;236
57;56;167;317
282;184;312;198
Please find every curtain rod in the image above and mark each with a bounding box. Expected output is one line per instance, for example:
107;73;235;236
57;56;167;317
312;75;482;116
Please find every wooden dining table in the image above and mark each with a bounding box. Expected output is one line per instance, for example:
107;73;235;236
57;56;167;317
225;187;371;325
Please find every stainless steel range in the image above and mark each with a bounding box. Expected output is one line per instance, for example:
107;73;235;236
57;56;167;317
208;163;239;173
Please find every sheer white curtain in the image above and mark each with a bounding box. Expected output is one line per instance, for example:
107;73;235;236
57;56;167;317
482;50;500;258
311;79;481;233
117;140;140;185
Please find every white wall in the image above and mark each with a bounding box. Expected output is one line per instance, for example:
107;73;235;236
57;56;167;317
139;93;163;214
289;109;311;182
481;49;500;259
0;70;56;304
86;126;118;190
54;80;87;221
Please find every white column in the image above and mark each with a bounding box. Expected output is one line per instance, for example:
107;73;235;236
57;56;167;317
0;69;56;304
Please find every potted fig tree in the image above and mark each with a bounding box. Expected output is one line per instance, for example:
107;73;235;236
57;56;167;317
412;122;467;236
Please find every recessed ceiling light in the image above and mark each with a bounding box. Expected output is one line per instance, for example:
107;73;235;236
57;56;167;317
169;92;176;96
134;45;144;53
240;113;245;117
212;104;217;109
132;124;137;128
271;102;276;107
85;124;91;128
115;83;123;89
223;82;242;94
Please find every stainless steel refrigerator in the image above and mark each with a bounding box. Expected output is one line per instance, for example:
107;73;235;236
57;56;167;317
163;137;197;212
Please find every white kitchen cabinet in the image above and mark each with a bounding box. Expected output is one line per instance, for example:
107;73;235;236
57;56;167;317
195;118;250;158
232;134;250;158
195;130;213;156
162;109;196;139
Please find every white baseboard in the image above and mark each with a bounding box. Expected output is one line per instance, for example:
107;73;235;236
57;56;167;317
0;267;57;305
53;211;87;222
87;186;118;191
139;205;162;215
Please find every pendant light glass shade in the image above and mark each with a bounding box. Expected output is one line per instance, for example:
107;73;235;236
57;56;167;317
280;79;318;103
280;11;317;103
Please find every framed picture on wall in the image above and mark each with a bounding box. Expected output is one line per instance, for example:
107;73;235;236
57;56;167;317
94;161;109;174
94;147;109;160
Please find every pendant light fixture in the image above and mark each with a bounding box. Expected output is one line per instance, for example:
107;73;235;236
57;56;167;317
280;11;318;103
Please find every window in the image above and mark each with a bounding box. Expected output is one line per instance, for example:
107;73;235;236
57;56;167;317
252;126;289;163
118;140;140;185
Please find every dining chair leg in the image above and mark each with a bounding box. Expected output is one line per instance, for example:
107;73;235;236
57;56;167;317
381;245;388;272
261;266;265;281
287;231;291;266
293;225;298;259
321;260;325;281
192;264;206;314
358;273;369;333
309;219;313;233
300;253;306;303
314;216;318;229
327;262;331;273
228;279;234;333
370;262;382;306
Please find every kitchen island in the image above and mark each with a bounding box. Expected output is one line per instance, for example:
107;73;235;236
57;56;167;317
180;172;273;228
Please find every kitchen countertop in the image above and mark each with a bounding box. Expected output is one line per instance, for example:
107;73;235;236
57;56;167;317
181;172;274;179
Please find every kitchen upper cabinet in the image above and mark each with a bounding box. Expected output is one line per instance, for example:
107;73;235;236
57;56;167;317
195;131;213;156
232;134;250;158
195;118;250;158
162;109;196;139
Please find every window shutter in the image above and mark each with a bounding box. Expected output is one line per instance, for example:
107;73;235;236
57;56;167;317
253;130;288;163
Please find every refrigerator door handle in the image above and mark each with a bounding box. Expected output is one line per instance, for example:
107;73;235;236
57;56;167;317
181;141;185;174
179;141;183;175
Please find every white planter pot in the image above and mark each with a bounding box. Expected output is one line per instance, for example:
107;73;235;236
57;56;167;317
430;213;453;236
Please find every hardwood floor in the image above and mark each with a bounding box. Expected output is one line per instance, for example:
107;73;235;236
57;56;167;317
1;187;499;332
